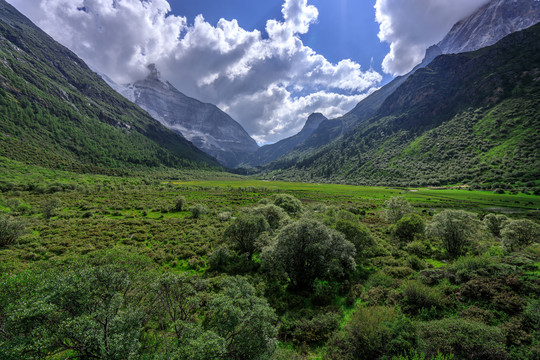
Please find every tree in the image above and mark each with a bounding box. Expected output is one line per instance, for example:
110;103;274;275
392;213;425;245
0;215;26;247
382;197;413;223
501;219;540;251
189;204;208;219
335;220;375;258
223;213;269;257
273;194;303;214
266;219;356;290
483;213;508;237
204;277;277;359
174;196;187;212
246;204;289;230
427;210;481;258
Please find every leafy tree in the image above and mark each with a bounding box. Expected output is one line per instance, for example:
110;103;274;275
224;213;269;257
41;197;61;219
246;204;289;230
174;196;187;212
382;197;413;223
335;219;375;258
0;215;26;247
204;277;277;359
273;194;303;214
501;219;540;251
427;210;481;258
392;213;425;245
266;219;356;290
483;213;508;237
189;204;208;219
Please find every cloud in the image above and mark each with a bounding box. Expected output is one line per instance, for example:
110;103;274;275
9;0;382;144
374;0;490;76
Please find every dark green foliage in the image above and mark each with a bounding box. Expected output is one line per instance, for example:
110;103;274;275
326;306;416;360
501;219;540;251
189;204;208;219
273;194;303;214
400;280;444;316
393;214;425;245
483;213;508;237
289;312;340;345
427;210;481;258
204;277;278;359
265;219;356;290
174;196;187;212
224;212;269;257
40;197;61;219
335;219;375;258
417;318;508;360
383;197;414;223
0;214;25;246
245;204;289;230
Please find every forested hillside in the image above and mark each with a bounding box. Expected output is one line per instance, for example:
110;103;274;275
265;24;540;187
0;0;219;175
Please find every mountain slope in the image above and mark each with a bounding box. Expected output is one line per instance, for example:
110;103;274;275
244;113;327;167
265;0;539;168
265;24;540;186
0;0;219;174
115;65;258;168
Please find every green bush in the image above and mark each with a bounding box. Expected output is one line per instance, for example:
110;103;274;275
400;280;444;316
41;197;61;219
273;194;302;214
501;219;540;251
189;204;208;219
427;210;481;258
291;312;340;345
246;204;289;230
335;219;375;258
483;214;508;237
223;213;269;257
383;197;414;223
0;214;26;247
174;196;187;212
392;214;425;245
417;318;507;359
326;306;416;360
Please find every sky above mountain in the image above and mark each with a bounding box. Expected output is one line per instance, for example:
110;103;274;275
9;0;489;144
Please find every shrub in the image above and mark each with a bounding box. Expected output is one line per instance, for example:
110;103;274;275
265;219;356;290
207;246;234;272
326;306;416;360
189;204;208;219
0;215;26;247
382;197;413;223
501;219;540;251
392;214;425;245
246;204;289;229
291;312;340;345
483;214;508;237
223;213;269;257
174;196;187;212
417;318;507;359
335;220;375;258
427;210;481;258
41;197;61;219
273;194;302;214
400;280;444;316
217;212;231;221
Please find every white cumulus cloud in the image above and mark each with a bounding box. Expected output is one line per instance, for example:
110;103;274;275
374;0;490;76
9;0;382;144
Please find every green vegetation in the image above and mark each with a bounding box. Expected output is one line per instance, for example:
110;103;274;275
0;170;538;359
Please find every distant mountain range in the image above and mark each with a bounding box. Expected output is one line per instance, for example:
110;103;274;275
247;0;540;172
103;65;258;168
263;23;540;186
0;0;219;174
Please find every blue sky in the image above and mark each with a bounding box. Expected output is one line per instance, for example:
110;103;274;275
10;0;488;144
168;0;391;82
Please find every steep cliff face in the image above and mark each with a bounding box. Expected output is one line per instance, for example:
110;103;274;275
112;65;258;168
245;113;327;167
438;0;540;54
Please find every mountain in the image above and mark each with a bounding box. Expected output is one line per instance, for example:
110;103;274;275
264;24;540;186
109;65;258;168
260;0;540;168
0;0;219;174
244;113;327;167
437;0;540;54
